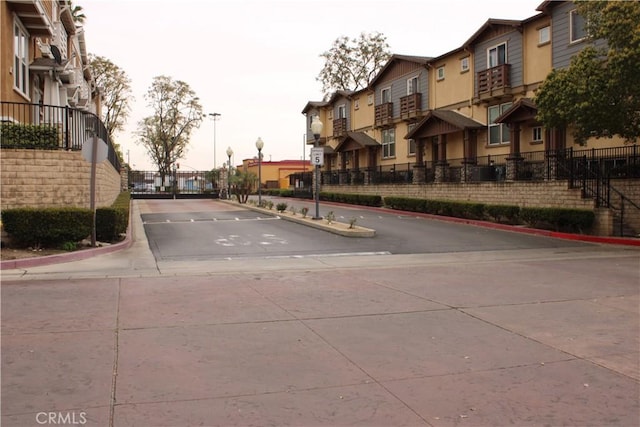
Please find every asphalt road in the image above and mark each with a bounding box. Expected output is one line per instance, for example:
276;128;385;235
142;197;592;262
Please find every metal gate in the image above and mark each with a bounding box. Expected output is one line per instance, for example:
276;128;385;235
128;170;222;199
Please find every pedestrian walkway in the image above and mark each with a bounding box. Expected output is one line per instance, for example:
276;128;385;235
1;200;639;426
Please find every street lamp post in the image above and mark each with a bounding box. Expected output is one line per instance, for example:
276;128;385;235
310;116;323;220
226;146;233;200
208;112;221;170
255;137;264;206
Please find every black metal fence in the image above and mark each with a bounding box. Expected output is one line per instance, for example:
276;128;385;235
129;170;221;195
0;101;122;172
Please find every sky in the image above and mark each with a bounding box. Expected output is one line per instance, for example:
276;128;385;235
81;0;542;171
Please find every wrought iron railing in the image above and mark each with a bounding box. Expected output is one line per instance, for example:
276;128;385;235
0;101;122;171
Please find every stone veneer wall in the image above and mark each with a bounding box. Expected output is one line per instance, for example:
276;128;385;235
323;181;594;209
1;149;121;210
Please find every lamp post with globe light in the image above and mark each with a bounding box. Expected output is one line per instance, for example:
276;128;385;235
226;146;233;200
310;116;323;219
255;137;264;206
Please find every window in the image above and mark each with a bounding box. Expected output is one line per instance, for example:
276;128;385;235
13;20;29;96
460;57;469;73
488;43;507;68
382;128;396;158
570;9;587;43
381;87;391;104
407;123;416;156
488;102;512;145
337;104;346;119
407;76;418;95
367;94;374;105
354;99;359;110
532;126;543;142
437;66;445;80
538;26;550;44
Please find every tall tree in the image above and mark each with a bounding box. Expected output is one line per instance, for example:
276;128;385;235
89;54;132;141
317;32;391;97
534;0;640;144
136;76;203;181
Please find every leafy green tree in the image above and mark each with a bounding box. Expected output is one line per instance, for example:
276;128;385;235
317;32;391;97
230;170;257;204
89;55;132;141
136;76;203;182
534;0;640;144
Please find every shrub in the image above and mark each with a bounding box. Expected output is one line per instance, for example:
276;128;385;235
1;207;92;247
485;205;521;224
276;202;288;212
0;122;60;149
520;207;594;233
96;191;130;242
319;192;382;207
301;207;309;218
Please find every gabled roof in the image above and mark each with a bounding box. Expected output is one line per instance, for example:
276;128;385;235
334;132;380;152
406;110;484;139
463;19;523;47
301;100;329;114
495;98;538;123
369;54;432;87
326;90;354;104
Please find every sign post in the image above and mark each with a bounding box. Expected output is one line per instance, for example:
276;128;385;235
81;135;108;247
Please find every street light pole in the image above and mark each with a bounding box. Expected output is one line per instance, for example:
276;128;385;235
226;146;233;200
310;116;323;220
208;112;221;170
255;137;264;206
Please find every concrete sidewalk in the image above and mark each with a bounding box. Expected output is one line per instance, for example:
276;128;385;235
1;200;639;426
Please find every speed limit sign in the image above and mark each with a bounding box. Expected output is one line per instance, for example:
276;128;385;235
310;147;324;166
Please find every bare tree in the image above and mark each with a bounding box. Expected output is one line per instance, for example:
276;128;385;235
136;76;203;182
317;32;391;97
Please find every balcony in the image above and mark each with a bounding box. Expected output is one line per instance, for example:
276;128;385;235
477;64;512;101
375;102;393;127
333;117;347;137
400;93;422;119
6;0;54;36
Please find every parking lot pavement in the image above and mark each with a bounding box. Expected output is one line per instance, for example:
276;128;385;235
1;199;639;426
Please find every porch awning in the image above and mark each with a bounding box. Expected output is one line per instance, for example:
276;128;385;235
334;132;380;152
495;98;538;123
406;110;484;139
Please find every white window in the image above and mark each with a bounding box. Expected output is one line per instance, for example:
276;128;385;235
539;26;550;44
437;66;445;80
488;102;512;145
337;104;346;119
532;126;543;142
407;76;418;95
488;43;507;68
407;123;416;156
381;87;391;104
460;57;469;73
570;9;587;43
13;20;29;96
382;128;396;158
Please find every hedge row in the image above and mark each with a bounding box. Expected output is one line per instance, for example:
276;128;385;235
320;192;383;207
0;122;60;149
384;196;594;233
1;192;131;247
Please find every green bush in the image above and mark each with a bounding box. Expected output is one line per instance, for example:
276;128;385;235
1;207;92;247
0;122;60;149
96;191;130;242
520;207;594;233
319;192;382;207
485;204;521;224
276;202;288;212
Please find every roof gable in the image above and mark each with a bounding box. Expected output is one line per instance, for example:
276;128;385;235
463;19;522;47
370;54;432;87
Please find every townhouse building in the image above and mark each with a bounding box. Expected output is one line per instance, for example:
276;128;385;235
1;0;121;209
301;0;639;236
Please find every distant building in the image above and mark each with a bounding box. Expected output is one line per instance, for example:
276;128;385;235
240;159;311;189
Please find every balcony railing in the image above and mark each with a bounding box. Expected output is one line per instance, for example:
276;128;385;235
400;93;422;119
375;102;393;126
477;64;511;94
0;101;122;172
333;117;347;138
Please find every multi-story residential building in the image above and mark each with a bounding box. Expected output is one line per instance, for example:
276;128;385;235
1;0;121;210
301;0;639;236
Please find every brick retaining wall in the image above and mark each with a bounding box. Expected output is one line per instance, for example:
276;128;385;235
1;149;121;210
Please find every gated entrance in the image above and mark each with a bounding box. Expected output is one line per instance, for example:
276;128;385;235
128;170;223;199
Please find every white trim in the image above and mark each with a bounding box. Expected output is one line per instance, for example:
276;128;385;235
569;9;586;44
487;42;507;68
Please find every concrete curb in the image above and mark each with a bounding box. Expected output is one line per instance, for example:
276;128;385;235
222;200;376;237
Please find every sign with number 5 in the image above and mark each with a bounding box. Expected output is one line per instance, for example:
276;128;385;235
310;147;324;166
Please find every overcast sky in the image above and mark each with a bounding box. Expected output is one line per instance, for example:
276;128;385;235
81;0;542;171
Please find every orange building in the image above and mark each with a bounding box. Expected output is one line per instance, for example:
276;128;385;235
241;159;311;189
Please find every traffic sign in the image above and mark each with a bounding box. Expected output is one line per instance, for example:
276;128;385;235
310;147;324;166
